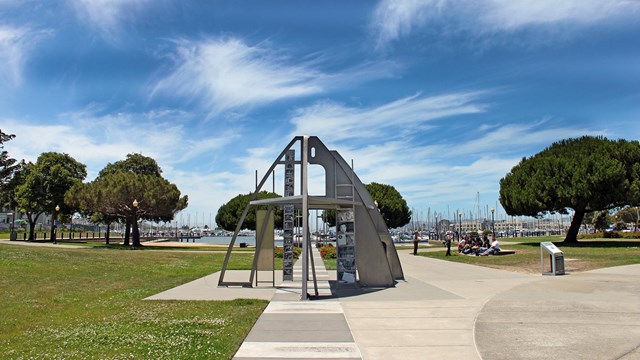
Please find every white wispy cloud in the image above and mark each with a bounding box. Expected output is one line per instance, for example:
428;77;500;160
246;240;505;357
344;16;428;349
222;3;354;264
371;0;640;47
68;0;151;40
481;0;640;30
290;91;488;141
371;0;440;49
0;26;47;86
3;107;244;219
153;38;322;116
446;119;603;158
152;37;397;117
291;106;603;212
4;108;237;178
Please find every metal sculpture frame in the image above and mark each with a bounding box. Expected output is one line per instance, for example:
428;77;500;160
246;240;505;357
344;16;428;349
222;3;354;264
218;136;404;299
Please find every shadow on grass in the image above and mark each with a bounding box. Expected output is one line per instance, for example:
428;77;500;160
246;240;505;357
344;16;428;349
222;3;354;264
516;240;640;248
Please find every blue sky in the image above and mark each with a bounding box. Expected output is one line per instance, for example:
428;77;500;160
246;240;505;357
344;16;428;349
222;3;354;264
1;0;639;227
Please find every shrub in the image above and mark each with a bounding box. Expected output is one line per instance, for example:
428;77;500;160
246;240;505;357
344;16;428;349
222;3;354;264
274;247;301;259
603;230;621;238
579;231;640;239
320;244;336;259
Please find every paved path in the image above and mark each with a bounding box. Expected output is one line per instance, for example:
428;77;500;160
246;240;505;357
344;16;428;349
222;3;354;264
475;264;640;360
337;251;539;359
0;239;85;249
233;246;362;359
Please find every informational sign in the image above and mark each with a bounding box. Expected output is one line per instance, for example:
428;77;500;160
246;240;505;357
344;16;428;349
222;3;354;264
541;242;562;254
540;242;565;275
336;208;356;284
282;150;295;281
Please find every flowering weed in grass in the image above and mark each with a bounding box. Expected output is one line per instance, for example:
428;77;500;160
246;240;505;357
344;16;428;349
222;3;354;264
0;245;266;359
19;300;265;359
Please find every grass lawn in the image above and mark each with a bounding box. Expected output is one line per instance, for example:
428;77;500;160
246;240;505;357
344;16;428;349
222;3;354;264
0;244;267;359
322;257;336;270
56;241;259;252
418;236;640;273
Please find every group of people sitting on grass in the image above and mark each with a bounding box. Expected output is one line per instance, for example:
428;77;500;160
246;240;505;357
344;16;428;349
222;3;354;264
457;234;501;256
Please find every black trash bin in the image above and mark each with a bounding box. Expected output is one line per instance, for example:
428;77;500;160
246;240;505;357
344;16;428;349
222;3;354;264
239;242;247;248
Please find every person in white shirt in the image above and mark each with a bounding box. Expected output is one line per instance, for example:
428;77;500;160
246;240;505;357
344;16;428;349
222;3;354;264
481;239;501;256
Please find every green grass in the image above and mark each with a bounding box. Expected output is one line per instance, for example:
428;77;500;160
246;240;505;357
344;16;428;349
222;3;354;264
419;236;640;273
0;244;267;359
55;241;258;252
322;257;336;270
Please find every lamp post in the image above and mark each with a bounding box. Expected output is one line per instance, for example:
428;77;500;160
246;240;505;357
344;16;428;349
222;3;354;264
51;205;60;244
132;199;139;248
459;212;462;241
491;208;495;241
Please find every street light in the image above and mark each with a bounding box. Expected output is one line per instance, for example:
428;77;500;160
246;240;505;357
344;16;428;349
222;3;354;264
132;199;139;248
459;212;462;241
455;210;459;241
52;205;60;244
491;208;495;241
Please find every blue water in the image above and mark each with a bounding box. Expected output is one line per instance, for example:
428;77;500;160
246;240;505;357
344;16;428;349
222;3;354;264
194;236;332;246
196;236;285;246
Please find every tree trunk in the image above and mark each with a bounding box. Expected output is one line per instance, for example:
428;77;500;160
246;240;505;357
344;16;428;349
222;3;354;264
132;218;141;248
123;217;131;246
26;212;42;241
28;218;36;241
564;208;585;243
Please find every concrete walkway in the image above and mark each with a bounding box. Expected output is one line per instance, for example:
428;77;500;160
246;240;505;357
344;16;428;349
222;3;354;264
0;239;85;249
147;245;640;359
233;246;362;359
337;251;539;359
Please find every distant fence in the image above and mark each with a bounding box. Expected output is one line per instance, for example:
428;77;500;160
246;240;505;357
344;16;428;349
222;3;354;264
10;231;167;243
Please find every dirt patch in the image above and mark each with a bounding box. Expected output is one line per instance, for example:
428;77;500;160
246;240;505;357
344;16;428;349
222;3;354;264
483;259;593;274
144;241;231;248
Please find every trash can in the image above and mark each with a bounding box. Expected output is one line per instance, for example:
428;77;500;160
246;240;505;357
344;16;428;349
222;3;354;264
540;242;564;275
239;242;247;248
10;232;17;241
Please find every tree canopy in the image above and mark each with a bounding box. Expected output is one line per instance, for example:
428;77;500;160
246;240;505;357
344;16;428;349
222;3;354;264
0;129;25;209
98;153;162;178
366;182;412;229
15;152;87;240
215;191;283;231
66;154;187;246
67;172;187;221
593;211;611;232
323;182;411;229
613;206;639;226
1;130;21;188
499;136;640;243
